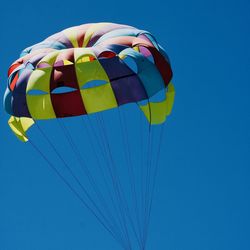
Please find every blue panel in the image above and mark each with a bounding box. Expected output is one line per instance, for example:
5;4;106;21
99;56;134;81
111;74;147;106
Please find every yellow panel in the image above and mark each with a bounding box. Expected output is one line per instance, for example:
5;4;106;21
166;82;175;115
63;59;73;65
74;48;95;62
140;83;175;125
79;56;90;62
19;117;35;132
26;94;56;119
75;60;109;88
37;50;60;66
133;46;140;52
140;101;167;124
63;27;78;48
26;67;52;93
80;83;117;114
83;23;109;47
8;116;34;142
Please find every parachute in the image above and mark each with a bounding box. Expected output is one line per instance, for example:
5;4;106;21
4;23;175;250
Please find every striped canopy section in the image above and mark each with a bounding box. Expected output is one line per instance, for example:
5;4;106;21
4;23;174;141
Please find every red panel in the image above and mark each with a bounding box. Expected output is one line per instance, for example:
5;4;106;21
50;90;86;118
50;64;79;91
147;46;173;85
8;62;21;77
10;73;19;91
98;51;116;58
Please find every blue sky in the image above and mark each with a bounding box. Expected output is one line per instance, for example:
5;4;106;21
0;0;250;250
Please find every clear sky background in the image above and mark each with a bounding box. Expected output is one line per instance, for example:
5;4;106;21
0;0;250;250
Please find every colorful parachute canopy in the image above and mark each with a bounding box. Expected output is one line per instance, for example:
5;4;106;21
4;22;174;141
3;23;176;250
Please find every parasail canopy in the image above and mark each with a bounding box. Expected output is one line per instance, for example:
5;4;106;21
3;22;175;250
4;22;174;141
